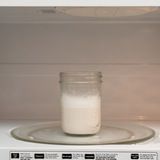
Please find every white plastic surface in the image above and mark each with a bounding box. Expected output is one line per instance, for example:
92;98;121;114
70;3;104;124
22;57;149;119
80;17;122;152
1;120;160;159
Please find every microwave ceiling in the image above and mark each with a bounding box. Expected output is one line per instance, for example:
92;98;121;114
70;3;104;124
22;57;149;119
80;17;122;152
55;7;159;18
0;7;159;23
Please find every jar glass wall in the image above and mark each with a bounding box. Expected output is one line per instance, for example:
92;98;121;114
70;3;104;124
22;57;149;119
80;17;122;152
59;72;102;135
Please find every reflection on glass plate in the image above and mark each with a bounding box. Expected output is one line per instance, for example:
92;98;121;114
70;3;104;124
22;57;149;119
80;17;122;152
11;121;155;145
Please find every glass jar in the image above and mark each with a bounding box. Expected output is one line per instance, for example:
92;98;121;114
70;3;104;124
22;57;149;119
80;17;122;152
59;71;102;135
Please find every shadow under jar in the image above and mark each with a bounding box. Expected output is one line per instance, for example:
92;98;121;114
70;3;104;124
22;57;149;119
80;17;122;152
59;72;102;135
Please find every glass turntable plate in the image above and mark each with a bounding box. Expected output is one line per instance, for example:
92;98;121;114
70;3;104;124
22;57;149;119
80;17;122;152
11;121;155;145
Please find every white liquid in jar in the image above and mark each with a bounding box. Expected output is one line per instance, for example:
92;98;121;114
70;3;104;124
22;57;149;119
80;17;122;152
61;94;101;135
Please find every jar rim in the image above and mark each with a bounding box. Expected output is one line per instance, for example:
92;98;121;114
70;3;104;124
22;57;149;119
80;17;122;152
60;71;102;77
59;71;102;83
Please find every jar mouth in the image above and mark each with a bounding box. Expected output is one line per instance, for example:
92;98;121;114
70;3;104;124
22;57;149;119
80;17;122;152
59;71;102;83
60;71;102;77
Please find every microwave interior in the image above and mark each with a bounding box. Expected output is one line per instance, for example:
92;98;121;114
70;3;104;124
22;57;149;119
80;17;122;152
0;7;160;147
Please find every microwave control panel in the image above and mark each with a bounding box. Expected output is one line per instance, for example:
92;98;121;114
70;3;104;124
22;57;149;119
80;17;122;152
10;151;158;160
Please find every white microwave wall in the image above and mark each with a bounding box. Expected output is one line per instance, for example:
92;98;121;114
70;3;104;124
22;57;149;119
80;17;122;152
0;22;160;120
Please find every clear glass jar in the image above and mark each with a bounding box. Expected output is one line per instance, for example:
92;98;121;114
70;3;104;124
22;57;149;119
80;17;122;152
59;71;102;135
